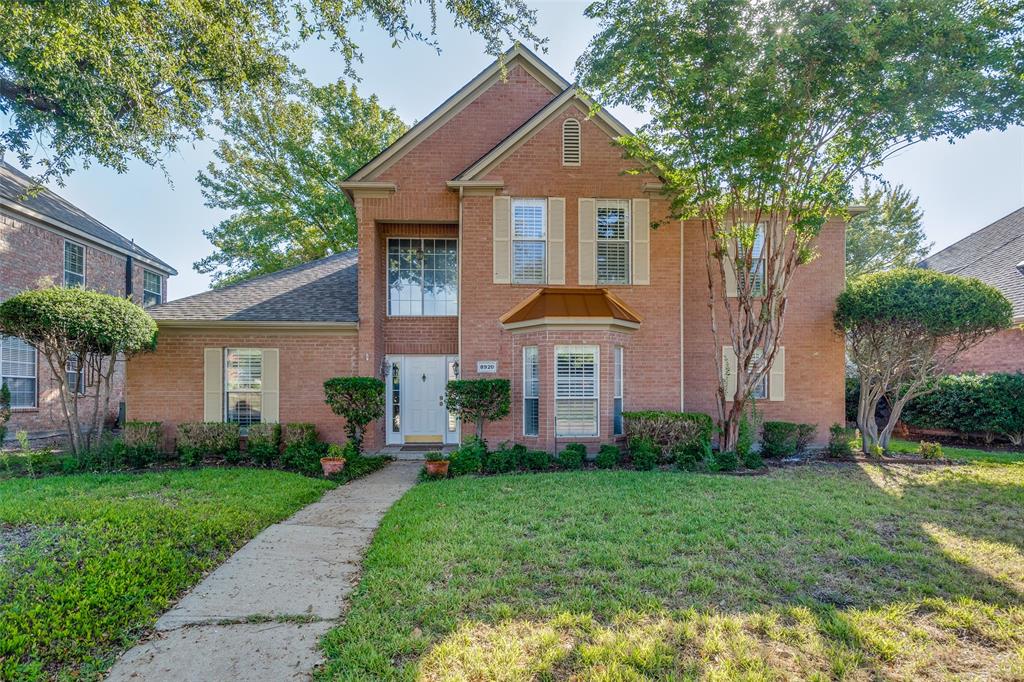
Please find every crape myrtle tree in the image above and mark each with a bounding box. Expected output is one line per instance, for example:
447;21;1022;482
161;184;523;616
1;0;542;183
835;269;1011;454
577;0;1024;451
0;288;158;455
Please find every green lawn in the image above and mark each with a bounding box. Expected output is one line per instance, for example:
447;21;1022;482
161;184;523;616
889;438;1024;464
318;461;1024;680
0;469;333;680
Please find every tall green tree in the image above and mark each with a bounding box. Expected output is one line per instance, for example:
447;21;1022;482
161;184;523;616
0;0;541;182
847;180;930;280
194;81;406;286
578;0;1024;451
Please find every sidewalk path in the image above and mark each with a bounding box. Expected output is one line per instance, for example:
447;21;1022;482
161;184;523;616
106;461;421;681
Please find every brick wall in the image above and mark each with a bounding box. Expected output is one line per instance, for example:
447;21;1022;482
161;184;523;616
947;326;1024;374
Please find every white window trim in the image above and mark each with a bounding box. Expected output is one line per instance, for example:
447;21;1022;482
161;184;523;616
523;346;539;437
1;336;38;409
511;198;547;285
739;222;767;297
751;349;768;400
596;199;631;285
224;348;263;428
143;270;162;306
64;239;86;288
66;353;87;396
554;345;600;438
613;346;624;435
386;237;459;317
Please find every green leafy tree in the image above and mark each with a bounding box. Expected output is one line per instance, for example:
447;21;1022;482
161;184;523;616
0;382;11;446
194;81;406;285
835;269;1011;454
323;377;385;453
578;0;1024;451
847;180;930;280
0;0;542;183
0;288;158;455
444;379;510;440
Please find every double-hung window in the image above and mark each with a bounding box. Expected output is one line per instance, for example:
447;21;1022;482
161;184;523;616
66;353;86;395
224;349;262;428
751;349;768;400
64;240;85;287
387;238;458;316
143;270;162;306
512;199;546;284
523;346;539;436
596;200;630;284
1;336;37;408
555;346;599;437
613;347;624;435
739;223;766;296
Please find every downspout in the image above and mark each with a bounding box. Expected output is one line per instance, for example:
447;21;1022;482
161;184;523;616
457;186;464;444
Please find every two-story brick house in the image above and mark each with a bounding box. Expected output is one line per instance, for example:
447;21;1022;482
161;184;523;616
1;161;176;443
127;46;846;451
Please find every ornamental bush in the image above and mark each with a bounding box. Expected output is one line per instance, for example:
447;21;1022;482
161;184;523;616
0;383;10;447
246;423;281;465
557;443;586;470
121;421;161;467
448;437;485;476
323;377;385;452
623;411;713;461
761;421;817;458
902;372;1024;445
523;449;551;471
485;447;520;474
444;379;510;439
177;422;240;466
827;423;855;457
282;423;318;449
919;441;944;459
595;444;621;469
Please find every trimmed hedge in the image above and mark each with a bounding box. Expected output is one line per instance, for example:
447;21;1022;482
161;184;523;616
623;411;713;458
282;423;318;449
122;421;161;467
177;422;240;466
903;372;1024;445
246;423;281;465
760;421;817;458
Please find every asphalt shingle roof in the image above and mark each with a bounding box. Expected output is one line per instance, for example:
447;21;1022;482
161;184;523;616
149;250;358;323
0;161;175;274
920;207;1024;319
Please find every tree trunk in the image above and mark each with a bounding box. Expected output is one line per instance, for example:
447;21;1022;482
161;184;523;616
475;416;485;441
857;379;881;455
91;355;117;447
44;351;82;455
719;402;742;452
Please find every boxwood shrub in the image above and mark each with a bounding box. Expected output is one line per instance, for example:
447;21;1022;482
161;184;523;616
902;372;1024;445
557;443;586;470
177;422;240;466
449;437;486;476
595;444;620;469
623;411;713;461
246;423;281;465
121;420;161;467
629;436;659;470
760;421;817;458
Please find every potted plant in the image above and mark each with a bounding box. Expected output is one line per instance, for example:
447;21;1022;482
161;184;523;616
424;451;449;477
320;443;348;477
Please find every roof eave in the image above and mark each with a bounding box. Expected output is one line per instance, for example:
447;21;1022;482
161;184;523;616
154;320;358;332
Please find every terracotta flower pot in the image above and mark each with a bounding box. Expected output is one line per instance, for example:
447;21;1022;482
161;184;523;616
425;459;449;477
320;457;347;477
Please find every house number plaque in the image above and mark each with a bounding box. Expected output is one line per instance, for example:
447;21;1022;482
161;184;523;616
476;361;498;374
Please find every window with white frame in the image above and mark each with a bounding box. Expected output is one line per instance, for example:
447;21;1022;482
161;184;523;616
1;336;37;408
224;349;262;428
523;346;539;436
512;198;546;284
387;238;458;316
66;353;86;395
143;270;162;306
596;200;630;284
554;346;598;437
739;223;766;296
64;240;85;287
613;346;624;435
751;349;768;400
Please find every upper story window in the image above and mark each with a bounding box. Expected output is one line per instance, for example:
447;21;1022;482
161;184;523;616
562;118;581;166
225;348;262;428
596;200;630;284
739;222;766;296
1;336;37;408
143;270;162;307
387;238;458;316
512;199;546;284
64;240;85;288
66;353;86;395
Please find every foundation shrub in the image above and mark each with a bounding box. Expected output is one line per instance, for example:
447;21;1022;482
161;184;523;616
595;444;621;469
623;411;713;464
177;422;240;466
245;423;281;465
121;421;161;467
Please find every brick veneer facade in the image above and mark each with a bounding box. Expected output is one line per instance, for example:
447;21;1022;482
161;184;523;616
0;205;169;443
947;326;1024;374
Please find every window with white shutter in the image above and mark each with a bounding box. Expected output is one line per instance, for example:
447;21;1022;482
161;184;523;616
596;200;630;284
512;199;547;284
562;118;581;166
555;346;599;437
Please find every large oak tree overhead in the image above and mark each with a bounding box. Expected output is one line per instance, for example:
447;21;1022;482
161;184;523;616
577;0;1024;451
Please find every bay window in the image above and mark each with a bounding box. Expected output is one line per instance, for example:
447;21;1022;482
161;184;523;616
555;346;599;437
613;346;624;435
523;346;539;436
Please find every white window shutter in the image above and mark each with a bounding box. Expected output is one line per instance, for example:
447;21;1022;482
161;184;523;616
578;198;597;285
547;197;566;285
261;349;280;422
203;348;223;422
631;198;650;285
724;240;738;297
721;346;738;401
492;195;511;284
769;346;785;401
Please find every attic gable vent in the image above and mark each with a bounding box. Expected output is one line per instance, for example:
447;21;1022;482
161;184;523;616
562;118;581;166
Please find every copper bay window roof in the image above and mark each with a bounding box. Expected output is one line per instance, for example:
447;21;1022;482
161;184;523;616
499;288;642;332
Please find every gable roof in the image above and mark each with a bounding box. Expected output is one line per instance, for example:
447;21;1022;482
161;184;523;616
920;206;1024;320
0;161;176;275
345;44;569;183
149;250;358;325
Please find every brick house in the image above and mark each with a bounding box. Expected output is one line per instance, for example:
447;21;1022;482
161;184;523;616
920;206;1024;374
127;46;846;452
0;161;176;443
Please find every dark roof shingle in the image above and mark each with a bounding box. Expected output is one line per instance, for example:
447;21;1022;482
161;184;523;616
149;250;358;323
920;207;1024;319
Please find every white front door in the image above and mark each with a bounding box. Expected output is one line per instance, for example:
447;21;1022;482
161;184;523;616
386;355;458;445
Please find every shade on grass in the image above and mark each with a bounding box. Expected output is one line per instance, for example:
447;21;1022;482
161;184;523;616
318;461;1024;680
0;469;332;680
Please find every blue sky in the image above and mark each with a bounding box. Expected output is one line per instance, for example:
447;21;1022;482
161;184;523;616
10;0;1024;299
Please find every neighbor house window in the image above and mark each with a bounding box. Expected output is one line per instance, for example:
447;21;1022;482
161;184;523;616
66;353;86;395
596;200;630;284
143;270;162;306
512;198;546;284
613;346;624;435
387;239;458;316
1;336;37;408
739;223;766;296
555;346;598;437
224;348;262;428
523;346;539;436
64;240;85;287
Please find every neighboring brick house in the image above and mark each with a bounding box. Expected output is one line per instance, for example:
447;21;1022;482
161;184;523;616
127;45;846;452
920;207;1024;374
0;161;176;443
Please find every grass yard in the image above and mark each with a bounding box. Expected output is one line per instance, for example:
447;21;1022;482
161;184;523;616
319;458;1024;680
0;468;333;680
888;438;1024;464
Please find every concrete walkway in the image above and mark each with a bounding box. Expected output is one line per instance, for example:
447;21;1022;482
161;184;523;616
106;461;421;681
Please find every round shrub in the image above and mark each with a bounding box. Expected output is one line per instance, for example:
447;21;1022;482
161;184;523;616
121;420;161;467
449;438;485;476
485;447;519;474
557;444;585;470
523;449;551;471
595;444;621;469
827;423;855;457
630;446;658;471
245;423;281;465
710;449;738;472
673;439;710;471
